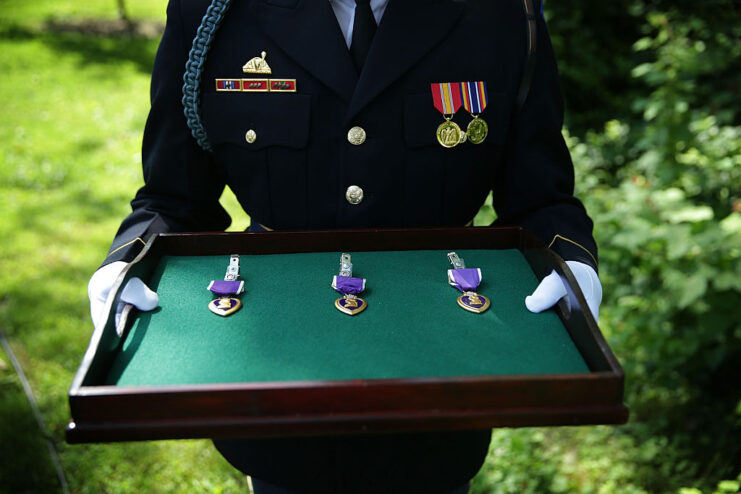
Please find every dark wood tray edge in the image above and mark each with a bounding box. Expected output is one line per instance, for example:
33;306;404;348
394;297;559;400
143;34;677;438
67;404;629;444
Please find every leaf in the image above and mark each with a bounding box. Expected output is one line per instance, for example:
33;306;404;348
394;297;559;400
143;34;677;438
714;272;741;291
665;226;692;259
663;206;714;224
632;62;654;78
677;274;709;309
633;37;653;51
716;480;741;493
720;212;741;234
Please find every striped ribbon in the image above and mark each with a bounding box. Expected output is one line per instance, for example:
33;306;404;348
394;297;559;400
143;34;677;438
431;82;463;116
460;81;488;115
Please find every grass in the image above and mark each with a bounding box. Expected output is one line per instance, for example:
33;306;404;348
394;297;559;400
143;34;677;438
0;1;248;492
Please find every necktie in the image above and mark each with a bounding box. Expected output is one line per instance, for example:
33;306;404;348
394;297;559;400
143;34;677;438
350;0;377;72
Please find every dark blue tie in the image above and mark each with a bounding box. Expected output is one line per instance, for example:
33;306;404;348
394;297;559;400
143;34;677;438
350;0;377;72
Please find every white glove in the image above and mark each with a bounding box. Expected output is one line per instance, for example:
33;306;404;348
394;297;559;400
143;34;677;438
525;260;602;321
88;261;159;329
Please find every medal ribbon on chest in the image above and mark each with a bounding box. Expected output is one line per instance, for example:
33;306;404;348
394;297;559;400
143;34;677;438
460;81;489;144
207;254;245;316
332;253;367;316
447;252;491;314
431;82;465;148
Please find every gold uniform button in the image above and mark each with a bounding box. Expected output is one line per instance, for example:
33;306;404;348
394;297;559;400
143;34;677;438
245;130;257;144
346;185;364;205
347;126;366;145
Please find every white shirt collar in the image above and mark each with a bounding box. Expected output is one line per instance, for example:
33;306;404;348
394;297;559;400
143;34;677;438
329;0;390;48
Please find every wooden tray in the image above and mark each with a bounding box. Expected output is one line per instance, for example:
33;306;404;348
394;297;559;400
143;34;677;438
67;227;627;443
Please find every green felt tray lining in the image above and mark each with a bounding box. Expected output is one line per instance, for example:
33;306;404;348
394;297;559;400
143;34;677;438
106;249;588;386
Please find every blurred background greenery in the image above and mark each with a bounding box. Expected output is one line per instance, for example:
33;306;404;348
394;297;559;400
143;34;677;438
0;0;739;492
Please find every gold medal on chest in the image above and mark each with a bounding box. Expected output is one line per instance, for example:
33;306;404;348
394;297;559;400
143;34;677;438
431;82;465;148
466;117;488;145
460;81;489;144
436;119;463;148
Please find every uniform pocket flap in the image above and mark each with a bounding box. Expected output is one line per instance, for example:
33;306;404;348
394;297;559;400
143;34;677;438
202;92;311;150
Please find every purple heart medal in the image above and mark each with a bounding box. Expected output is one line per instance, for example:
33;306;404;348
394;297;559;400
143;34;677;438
207;254;245;316
331;253;367;316
447;252;491;314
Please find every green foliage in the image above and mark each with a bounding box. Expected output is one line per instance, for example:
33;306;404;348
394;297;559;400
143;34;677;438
475;1;741;492
0;2;248;492
546;1;741;135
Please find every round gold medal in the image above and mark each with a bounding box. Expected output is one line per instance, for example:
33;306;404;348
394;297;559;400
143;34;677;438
466;117;489;145
436;120;462;148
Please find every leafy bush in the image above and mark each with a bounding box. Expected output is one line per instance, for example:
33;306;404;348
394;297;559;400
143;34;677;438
475;2;741;492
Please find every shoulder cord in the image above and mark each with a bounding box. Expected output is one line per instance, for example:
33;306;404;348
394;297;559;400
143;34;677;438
515;0;538;113
183;0;537;151
182;0;233;152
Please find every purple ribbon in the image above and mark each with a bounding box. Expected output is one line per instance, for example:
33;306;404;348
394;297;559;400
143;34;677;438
208;280;245;296
448;268;482;293
332;275;366;296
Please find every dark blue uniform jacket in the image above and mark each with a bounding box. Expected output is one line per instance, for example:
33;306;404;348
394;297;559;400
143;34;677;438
104;0;598;491
105;0;598;270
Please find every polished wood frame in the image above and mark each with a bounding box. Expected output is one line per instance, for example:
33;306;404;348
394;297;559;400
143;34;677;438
67;227;627;444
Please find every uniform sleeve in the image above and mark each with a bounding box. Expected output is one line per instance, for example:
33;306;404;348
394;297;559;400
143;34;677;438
492;4;598;271
103;0;230;266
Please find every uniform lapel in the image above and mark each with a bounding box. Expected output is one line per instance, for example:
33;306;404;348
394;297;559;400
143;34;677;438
251;0;357;103
346;0;466;122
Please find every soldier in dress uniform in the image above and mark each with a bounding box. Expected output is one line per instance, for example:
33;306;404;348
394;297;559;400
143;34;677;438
88;0;603;492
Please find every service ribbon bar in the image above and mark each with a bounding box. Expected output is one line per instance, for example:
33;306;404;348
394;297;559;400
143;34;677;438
215;79;242;92
269;79;297;92
242;78;269;92
431;82;463;116
215;78;297;93
460;81;488;115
